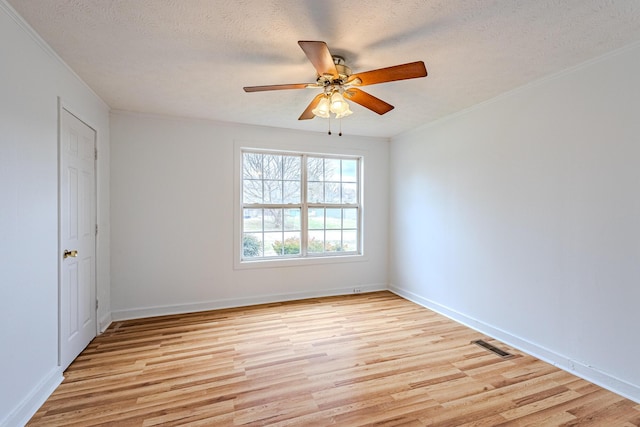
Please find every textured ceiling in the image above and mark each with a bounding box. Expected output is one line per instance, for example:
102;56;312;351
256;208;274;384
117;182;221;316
7;0;640;138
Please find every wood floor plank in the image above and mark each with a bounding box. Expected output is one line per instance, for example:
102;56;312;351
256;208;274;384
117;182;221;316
27;291;639;426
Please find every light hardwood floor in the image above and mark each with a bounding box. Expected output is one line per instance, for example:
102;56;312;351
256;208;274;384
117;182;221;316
29;292;640;426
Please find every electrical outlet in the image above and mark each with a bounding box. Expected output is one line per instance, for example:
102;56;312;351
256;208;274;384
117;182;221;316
353;288;361;293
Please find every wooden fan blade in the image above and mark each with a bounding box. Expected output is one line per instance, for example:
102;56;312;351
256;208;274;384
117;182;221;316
299;94;324;120
344;88;394;115
298;41;338;78
244;83;311;92
348;61;427;86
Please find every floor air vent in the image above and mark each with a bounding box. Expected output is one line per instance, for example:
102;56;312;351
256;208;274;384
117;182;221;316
471;339;514;359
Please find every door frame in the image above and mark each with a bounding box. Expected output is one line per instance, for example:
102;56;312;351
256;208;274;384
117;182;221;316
57;99;99;366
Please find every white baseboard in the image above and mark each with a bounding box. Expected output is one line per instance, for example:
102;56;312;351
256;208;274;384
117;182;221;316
111;283;388;321
0;367;63;427
388;284;640;404
98;312;113;333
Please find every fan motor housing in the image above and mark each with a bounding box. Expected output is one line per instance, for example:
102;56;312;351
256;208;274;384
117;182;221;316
333;55;352;79
317;55;352;87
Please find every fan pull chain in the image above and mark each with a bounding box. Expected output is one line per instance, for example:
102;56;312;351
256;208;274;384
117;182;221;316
326;117;344;136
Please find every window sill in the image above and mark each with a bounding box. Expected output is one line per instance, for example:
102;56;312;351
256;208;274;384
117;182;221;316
234;253;367;270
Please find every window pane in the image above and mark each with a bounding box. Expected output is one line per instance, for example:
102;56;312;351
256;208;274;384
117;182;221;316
263;180;283;203
308;231;324;253
325;182;340;204
243;179;263;204
282;232;301;255
263;232;282;257
308;181;324;203
243;153;263;179
324;158;341;181
326;208;341;229
343;208;358;229
325;230;342;252
264;209;283;231
308;208;324;229
243;209;263;232
283;156;301;180
284;209;301;231
342;159;357;182
263;155;281;180
342;183;357;204
307;157;323;181
283;181;300;204
243;233;263;258
343;230;357;252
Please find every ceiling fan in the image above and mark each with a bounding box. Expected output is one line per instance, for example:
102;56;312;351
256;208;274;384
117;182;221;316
243;41;428;121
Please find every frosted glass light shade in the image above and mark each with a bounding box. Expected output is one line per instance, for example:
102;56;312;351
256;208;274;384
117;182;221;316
312;96;331;118
330;92;349;115
335;106;353;119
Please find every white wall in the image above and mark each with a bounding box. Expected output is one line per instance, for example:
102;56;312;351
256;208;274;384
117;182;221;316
0;2;111;425
110;112;389;319
389;42;640;402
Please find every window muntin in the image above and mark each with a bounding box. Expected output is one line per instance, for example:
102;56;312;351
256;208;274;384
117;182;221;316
241;150;361;261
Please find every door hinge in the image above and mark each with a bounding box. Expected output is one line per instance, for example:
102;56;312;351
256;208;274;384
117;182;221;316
95;224;98;235
95;148;98;160
96;300;99;310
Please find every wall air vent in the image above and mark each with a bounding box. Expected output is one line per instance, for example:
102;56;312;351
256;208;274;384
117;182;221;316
471;339;514;359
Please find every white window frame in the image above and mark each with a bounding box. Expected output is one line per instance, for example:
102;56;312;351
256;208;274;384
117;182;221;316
236;146;364;268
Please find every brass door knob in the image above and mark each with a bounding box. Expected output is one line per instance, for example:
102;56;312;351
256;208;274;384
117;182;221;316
63;249;78;259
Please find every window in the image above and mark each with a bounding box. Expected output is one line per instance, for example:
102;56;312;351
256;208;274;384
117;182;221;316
241;150;361;261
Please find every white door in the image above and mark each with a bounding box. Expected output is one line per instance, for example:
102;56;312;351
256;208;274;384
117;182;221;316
59;108;96;370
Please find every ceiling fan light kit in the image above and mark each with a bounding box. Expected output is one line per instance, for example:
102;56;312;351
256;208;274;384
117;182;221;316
243;41;428;132
311;96;330;118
